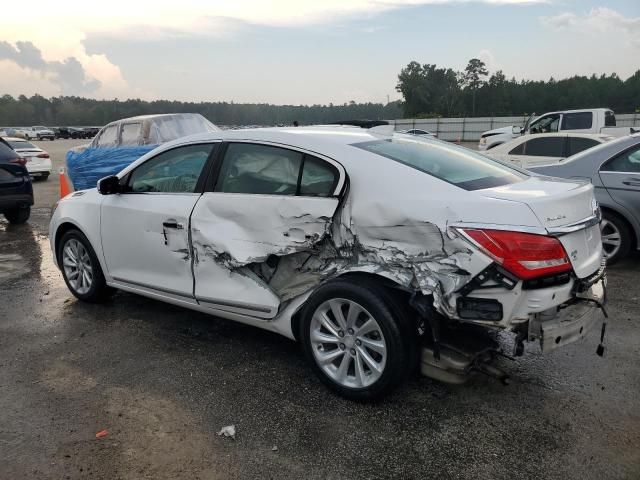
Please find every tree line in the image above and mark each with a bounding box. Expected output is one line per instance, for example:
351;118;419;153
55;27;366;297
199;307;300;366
396;59;640;118
0;94;403;127
2;60;639;126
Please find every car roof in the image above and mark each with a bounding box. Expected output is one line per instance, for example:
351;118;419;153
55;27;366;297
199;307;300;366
4;137;34;142
163;125;394;150
105;113;206;125
516;132;611;140
540;108;612;115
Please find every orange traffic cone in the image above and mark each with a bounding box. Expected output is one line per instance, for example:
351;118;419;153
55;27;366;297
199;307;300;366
59;167;72;198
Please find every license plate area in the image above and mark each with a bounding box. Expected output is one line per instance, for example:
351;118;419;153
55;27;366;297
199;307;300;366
557;224;603;279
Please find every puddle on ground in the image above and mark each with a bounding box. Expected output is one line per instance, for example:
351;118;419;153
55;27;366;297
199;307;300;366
0;253;30;280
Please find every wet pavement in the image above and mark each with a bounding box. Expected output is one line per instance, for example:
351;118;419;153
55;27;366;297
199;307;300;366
0;140;639;479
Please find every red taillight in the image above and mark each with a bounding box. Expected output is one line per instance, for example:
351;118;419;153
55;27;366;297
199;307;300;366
459;228;571;280
9;157;27;166
37;153;49;158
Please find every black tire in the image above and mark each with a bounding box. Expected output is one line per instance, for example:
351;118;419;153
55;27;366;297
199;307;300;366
300;279;416;401
41;173;50;181
57;229;115;302
4;206;30;224
601;211;631;264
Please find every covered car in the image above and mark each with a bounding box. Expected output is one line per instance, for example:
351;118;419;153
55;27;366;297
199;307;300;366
66;114;219;190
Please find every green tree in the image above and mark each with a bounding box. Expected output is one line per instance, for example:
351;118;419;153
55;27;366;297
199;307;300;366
463;58;489;116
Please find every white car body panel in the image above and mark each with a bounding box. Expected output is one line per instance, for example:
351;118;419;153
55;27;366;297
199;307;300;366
100;193;200;299
49;127;604;347
191;193;341;318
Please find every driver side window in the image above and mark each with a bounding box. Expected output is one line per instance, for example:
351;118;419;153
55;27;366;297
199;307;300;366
529;114;560;134
128;144;214;193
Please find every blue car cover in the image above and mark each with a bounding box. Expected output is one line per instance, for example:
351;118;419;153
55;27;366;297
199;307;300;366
66;145;158;190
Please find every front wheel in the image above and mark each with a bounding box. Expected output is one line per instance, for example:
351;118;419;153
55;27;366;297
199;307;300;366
58;229;115;302
300;280;414;401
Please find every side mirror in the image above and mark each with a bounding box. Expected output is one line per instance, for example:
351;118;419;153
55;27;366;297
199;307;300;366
512;126;523;135
98;175;121;195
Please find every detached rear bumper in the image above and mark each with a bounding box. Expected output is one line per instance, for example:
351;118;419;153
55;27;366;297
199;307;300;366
529;275;606;353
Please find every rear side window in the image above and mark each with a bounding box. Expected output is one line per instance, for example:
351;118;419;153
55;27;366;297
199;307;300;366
299;156;338;197
521;137;565;157
354;138;527;190
120;123;141;146
216;143;339;197
566;137;599;157
217;143;302;195
97;125;118;147
561;112;593;130
601;145;640;173
605;111;616;127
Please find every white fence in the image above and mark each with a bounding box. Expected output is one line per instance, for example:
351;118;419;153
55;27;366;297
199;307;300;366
387;113;640;142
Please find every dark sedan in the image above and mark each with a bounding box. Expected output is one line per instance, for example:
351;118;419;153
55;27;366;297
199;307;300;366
0;137;33;224
530;133;640;263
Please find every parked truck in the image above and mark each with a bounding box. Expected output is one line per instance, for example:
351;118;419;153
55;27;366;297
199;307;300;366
479;108;638;151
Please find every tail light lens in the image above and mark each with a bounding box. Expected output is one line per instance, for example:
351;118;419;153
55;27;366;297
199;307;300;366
9;157;27;166
459;228;571;280
37;153;50;158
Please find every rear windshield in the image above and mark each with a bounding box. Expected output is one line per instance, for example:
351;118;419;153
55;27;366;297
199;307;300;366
354;138;528;190
8;140;36;149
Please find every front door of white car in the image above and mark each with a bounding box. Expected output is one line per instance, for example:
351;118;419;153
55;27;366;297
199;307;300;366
100;143;216;299
190;142;346;319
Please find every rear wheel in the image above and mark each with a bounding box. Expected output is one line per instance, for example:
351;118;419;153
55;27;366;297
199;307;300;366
600;212;631;264
58;229;115;302
301;280;415;401
4;206;30;224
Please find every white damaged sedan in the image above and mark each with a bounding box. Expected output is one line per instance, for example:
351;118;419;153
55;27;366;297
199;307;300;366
49;126;607;400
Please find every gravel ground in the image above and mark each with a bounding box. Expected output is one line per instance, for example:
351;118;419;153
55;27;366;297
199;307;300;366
0;139;638;479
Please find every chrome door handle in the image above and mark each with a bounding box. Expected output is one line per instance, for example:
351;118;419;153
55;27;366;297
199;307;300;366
162;220;184;245
622;178;640;187
162;221;184;229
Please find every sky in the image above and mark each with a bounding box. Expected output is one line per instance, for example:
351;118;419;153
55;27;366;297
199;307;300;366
0;0;638;105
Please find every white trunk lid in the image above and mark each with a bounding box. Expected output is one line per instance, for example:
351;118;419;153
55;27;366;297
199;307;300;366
478;177;602;278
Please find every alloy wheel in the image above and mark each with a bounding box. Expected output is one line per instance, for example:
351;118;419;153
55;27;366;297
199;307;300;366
62;238;94;295
310;298;387;388
600;218;621;259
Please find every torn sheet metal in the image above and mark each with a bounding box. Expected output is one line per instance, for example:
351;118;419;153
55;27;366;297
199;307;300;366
190;191;475;318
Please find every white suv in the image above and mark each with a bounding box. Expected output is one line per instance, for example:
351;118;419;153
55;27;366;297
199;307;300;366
25;126;55;141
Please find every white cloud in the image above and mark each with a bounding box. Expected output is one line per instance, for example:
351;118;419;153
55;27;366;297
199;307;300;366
0;0;547;100
541;7;640;47
476;49;499;72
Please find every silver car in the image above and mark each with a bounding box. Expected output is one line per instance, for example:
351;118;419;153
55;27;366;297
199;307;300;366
531;133;640;263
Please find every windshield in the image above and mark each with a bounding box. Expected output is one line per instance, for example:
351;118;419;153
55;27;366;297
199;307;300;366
354;137;528;190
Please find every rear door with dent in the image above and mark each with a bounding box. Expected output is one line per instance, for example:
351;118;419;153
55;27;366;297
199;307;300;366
190;141;346;319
